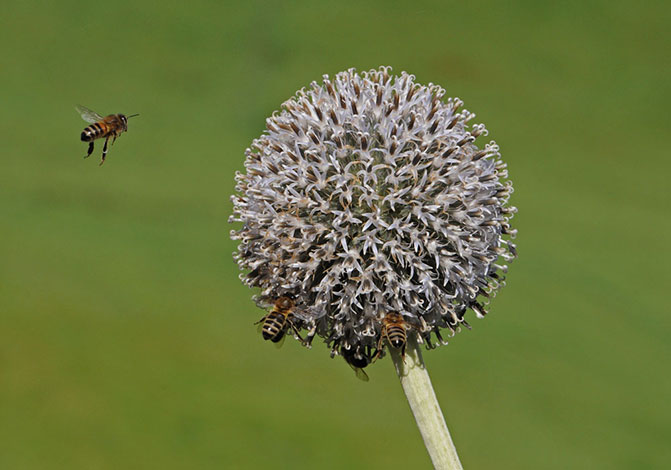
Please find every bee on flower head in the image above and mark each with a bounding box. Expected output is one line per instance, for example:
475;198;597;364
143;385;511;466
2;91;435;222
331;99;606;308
76;105;138;165
255;295;308;347
376;312;416;362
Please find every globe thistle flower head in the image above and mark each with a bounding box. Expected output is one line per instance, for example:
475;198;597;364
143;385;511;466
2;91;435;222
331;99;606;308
231;67;517;368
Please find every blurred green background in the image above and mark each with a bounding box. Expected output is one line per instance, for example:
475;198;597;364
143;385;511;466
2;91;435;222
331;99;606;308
1;0;669;468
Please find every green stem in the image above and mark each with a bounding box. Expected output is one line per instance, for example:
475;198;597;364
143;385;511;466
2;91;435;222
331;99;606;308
389;336;463;470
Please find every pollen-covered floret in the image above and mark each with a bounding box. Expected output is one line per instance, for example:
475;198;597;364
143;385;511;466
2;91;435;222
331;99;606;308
230;66;517;368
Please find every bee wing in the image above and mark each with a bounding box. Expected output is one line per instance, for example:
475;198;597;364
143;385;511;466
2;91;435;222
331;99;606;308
350;365;370;382
297;304;327;321
273;332;287;349
75;105;104;123
255;317;265;333
253;294;273;309
290;308;311;323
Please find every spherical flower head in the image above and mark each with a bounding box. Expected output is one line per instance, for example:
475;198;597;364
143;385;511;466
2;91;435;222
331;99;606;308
230;67;517;367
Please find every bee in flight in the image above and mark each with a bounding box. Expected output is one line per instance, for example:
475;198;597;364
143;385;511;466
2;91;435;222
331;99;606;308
256;296;306;347
376;312;410;361
76;105;138;165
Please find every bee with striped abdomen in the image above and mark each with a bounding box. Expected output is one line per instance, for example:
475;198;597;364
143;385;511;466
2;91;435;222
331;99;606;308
76;105;138;165
256;296;306;346
376;312;409;361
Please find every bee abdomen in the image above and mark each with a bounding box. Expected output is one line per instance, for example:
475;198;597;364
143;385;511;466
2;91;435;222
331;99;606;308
344;350;369;368
81;122;105;142
387;326;406;348
262;313;287;342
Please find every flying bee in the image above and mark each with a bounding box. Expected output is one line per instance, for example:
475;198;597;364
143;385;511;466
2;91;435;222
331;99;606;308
376;312;410;361
255;296;306;347
76;105;139;165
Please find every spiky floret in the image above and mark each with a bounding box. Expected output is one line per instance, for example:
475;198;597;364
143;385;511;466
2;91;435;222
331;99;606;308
230;67;517;363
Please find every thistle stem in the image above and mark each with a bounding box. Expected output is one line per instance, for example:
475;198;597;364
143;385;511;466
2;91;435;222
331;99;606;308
389;336;463;470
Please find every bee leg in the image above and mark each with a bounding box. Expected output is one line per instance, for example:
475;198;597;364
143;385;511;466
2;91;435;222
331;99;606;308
99;136;110;166
288;321;307;346
373;333;385;361
84;141;94;159
112;133;118;145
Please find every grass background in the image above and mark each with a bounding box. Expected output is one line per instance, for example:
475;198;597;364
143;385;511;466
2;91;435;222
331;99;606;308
1;0;669;468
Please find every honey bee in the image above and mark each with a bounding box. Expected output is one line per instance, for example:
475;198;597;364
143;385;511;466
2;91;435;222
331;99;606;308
256;296;305;346
376;312;409;361
76;105;138;165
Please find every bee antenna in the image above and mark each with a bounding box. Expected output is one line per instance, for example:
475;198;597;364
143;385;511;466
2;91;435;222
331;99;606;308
127;113;140;118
